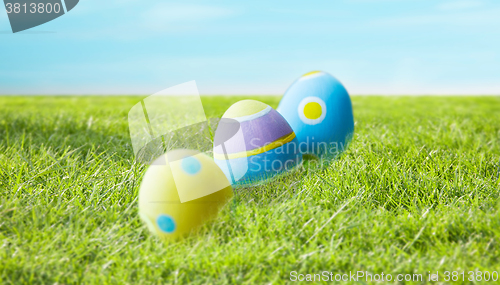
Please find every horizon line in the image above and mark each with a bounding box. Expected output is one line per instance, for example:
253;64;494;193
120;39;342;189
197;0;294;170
0;94;499;97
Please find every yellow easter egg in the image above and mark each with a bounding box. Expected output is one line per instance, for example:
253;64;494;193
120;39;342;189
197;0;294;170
138;149;233;240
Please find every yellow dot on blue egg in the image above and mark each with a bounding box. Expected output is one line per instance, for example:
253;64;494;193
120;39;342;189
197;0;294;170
304;102;322;120
297;96;327;125
157;214;176;233
181;156;201;175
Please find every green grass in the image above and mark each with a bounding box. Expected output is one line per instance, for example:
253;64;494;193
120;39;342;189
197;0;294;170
1;95;500;284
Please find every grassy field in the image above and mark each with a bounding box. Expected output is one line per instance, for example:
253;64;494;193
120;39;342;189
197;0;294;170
1;95;499;284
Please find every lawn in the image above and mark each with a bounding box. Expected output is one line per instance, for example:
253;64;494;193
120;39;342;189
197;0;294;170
1;95;499;284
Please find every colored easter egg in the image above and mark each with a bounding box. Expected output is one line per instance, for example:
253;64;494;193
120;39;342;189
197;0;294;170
213;100;302;186
138;149;233;240
277;71;354;159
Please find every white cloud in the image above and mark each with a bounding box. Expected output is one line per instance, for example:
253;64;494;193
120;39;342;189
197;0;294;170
141;3;235;29
45;2;238;40
437;0;484;11
370;7;500;27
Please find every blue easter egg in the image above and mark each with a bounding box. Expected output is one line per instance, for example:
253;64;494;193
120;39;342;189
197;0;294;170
277;71;354;159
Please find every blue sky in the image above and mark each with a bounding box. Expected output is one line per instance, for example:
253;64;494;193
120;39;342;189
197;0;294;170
1;0;499;95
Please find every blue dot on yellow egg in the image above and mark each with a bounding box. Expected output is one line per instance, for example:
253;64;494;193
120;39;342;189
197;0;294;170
181;156;201;175
157;214;176;233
